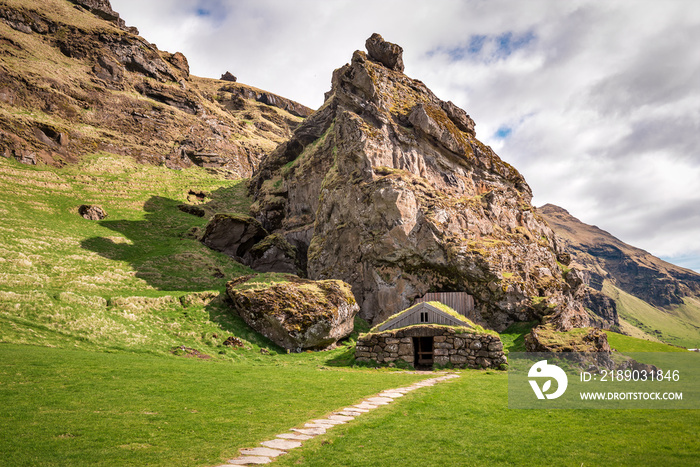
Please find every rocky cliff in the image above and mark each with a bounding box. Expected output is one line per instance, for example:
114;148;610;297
247;34;590;330
0;0;311;175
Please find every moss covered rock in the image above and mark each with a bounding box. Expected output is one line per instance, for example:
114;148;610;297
525;323;611;352
226;275;358;351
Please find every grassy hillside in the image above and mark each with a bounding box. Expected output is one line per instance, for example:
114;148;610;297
604;330;688;352
0;153;271;356
603;281;700;348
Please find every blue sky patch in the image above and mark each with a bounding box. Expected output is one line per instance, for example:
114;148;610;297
192;0;227;24
494;126;513;139
427;30;536;63
495;31;536;58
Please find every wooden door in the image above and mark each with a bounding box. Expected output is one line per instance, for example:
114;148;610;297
413;336;434;366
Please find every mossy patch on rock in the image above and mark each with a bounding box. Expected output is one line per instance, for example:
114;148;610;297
525;323;611;352
226;274;358;351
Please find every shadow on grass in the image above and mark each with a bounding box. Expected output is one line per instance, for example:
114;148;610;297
79;194;277;354
81;195;251;293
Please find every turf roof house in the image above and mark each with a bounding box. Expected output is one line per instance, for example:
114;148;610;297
355;302;506;369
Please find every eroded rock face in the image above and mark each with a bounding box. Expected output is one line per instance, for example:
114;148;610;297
227;276;358;351
201;215;300;274
201;213;268;259
248;36;589;331
0;0;308;174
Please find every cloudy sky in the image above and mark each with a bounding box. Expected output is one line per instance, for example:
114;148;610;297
111;0;700;273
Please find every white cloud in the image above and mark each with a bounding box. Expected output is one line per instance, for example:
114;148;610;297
111;0;700;272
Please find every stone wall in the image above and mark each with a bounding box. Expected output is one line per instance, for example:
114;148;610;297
355;326;506;369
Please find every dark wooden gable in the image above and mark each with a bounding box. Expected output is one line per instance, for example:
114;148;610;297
376;302;472;332
414;292;475;318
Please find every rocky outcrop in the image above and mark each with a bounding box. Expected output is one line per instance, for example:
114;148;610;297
227;276;358;351
248;35;588;330
201;214;300;274
365;33;404;72
0;6;56;34
68;0;125;29
165;51;189;79
219;83;313;118
134;81;201;115
220;71;237;82
92;54;124;86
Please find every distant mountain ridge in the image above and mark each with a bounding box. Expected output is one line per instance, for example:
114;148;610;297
540;204;700;346
540;204;700;306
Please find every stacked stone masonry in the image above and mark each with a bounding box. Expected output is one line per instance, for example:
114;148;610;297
355;326;506;369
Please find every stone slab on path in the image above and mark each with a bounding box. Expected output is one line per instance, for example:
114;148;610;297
328;414;355;422
335;410;363;416
343;407;369;412
291;427;326;436
276;433;313;441
380;391;404;398
260;439;302;450
366;396;393;404
354;402;378;409
305;423;335;429
310;419;345;425
226;456;272;465
239;447;286;457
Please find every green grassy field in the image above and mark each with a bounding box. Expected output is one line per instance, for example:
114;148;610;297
274;371;699;467
0;344;428;466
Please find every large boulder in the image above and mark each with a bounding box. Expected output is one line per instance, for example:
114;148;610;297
227;275;358;351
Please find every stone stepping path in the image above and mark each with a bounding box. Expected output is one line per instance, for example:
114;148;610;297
214;373;460;466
